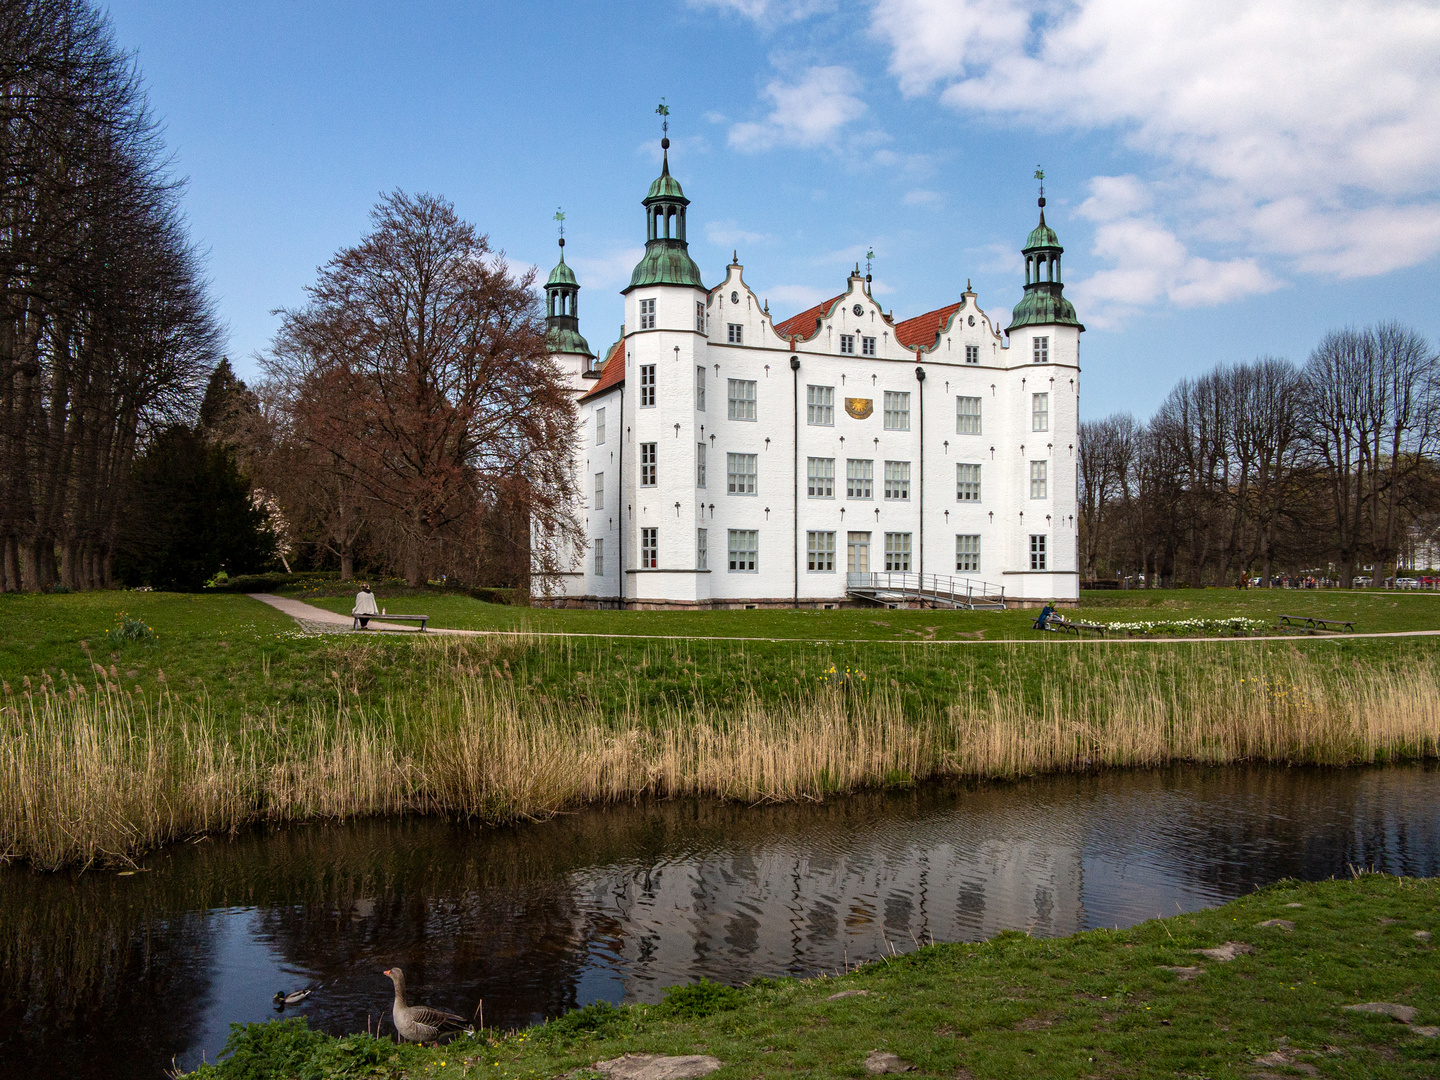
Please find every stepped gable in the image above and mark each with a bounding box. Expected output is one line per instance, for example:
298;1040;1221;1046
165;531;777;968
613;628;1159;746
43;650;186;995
894;301;963;351
579;338;625;401
773;294;844;341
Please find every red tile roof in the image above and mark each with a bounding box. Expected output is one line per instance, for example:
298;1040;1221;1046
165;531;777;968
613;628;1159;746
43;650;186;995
579;338;625;402
895;302;963;351
773;294;844;341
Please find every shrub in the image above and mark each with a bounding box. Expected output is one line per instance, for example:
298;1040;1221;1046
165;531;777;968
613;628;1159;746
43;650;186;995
185;1019;404;1080
103;613;157;650
655;979;745;1020
536;1000;627;1042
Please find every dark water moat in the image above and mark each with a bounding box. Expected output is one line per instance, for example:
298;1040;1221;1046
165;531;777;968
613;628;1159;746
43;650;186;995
2;763;1438;1079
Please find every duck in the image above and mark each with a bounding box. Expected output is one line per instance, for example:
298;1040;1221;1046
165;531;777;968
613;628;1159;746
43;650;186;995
273;988;313;1008
383;967;470;1043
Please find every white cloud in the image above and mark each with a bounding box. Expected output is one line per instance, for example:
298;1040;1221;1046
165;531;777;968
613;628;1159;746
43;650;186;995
870;0;1440;311
570;247;646;292
705;219;773;248
729;65;869;152
1071;175;1281;326
902;189;945;208
768;283;835;310
687;0;835;22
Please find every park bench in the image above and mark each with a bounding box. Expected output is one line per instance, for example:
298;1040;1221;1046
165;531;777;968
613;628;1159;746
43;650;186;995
352;613;430;632
1277;614;1355;634
1048;615;1107;637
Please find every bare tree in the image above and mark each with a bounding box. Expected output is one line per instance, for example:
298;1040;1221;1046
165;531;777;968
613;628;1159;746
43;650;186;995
265;190;580;586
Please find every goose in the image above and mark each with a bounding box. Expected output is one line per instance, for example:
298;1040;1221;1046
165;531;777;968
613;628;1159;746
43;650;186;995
273;988;312;1007
383;967;470;1043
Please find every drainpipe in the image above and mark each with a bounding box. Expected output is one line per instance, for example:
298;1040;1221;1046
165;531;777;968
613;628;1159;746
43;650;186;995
618;389;625;608
915;359;926;583
791;352;801;608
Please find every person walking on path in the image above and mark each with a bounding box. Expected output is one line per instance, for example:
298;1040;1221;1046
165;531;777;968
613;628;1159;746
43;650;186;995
353;583;379;629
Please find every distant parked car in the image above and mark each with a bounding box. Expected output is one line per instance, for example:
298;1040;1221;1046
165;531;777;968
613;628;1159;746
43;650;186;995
1354;576;1372;586
1395;577;1419;589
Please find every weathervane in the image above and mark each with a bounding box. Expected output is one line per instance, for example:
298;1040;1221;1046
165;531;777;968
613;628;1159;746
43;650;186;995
554;207;565;249
656;98;670;138
1035;166;1046;207
865;248;875;278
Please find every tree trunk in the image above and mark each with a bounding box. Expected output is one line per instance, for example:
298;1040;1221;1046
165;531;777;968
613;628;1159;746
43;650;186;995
341;550;354;580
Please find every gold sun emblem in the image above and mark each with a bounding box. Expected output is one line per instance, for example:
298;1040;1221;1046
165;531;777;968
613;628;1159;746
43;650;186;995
844;397;873;420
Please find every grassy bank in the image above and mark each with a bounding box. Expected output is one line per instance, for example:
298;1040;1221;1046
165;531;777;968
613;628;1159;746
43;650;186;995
187;873;1440;1079
4;621;1439;869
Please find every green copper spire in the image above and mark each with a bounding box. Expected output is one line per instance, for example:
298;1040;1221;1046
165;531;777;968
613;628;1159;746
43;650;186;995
625;104;705;293
545;211;593;359
1007;168;1083;333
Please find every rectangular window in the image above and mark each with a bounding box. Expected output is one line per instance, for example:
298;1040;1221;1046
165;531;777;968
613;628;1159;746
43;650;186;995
640;527;658;569
727;378;756;420
956;395;981;434
956;463;981;502
846;458;873;500
807;457;835;498
1030;460;1048;499
806;384;834;426
884;460;910;501
807;530;836;572
696;528;708;570
696;443;706;488
596;407;606;445
594;471;604;509
696;301;706;334
726;452;757;495
640;364;656;407
884;532;912;572
839;333;855;355
1033;335;1049;364
847;531;871;573
956;534;980;574
728;529;758;572
640;442;657;487
883;391;910;430
1032;392;1049;432
639;298;656;330
1030;534;1047;570
861;335;876;357
594;538;604;576
965;344;979;364
695;366;706;411
727;322;743;344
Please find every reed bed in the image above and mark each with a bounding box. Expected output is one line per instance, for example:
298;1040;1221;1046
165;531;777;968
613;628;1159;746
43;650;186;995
2;640;1437;870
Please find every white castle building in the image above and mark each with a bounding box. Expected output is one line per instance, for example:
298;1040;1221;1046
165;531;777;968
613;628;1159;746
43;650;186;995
538;140;1083;609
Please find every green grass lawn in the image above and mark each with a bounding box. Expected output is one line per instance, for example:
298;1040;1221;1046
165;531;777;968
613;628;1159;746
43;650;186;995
289;585;1440;639
4;589;1440;729
188;873;1440;1080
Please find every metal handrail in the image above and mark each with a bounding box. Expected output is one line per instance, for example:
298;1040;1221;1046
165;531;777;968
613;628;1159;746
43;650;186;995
845;571;1006;609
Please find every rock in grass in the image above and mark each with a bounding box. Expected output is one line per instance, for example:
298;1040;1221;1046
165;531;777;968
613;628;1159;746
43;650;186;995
1343;1002;1418;1024
1256;919;1295;931
1414;1026;1440;1037
864;1050;915;1074
1193;941;1255;962
1160;965;1203;980
828;989;870;1000
1285;902;1303;908
593;1054;722;1079
1414;930;1432;941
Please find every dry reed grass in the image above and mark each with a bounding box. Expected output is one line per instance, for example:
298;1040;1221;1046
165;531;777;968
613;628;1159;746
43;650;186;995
2;641;1436;869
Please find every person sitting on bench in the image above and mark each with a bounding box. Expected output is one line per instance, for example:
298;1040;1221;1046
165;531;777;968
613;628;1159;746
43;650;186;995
1032;604;1057;631
353;583;379;629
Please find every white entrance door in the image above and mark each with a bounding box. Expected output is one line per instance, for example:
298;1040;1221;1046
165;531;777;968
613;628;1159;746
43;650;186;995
847;531;871;573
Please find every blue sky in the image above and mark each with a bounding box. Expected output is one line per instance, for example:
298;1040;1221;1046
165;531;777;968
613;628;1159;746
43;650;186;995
103;0;1440;420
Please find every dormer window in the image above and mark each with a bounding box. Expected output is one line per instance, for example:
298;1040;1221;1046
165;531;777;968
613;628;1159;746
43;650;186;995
640;298;656;330
840;334;855;355
861;336;876;357
727;323;743;344
965;345;979;364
